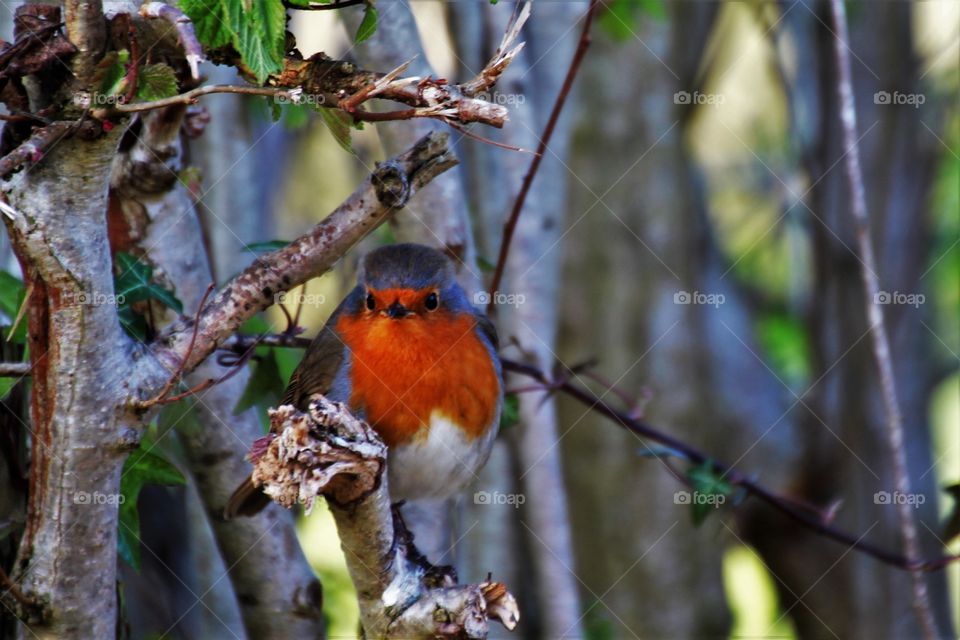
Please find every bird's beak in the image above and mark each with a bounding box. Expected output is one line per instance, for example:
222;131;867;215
385;301;409;319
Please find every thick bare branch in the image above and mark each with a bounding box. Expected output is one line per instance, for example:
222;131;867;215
144;131;456;383
252;397;520;638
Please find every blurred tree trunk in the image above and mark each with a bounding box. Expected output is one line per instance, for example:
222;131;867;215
740;2;955;638
559;3;801;636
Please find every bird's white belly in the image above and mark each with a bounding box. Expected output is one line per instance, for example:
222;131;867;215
387;411;496;501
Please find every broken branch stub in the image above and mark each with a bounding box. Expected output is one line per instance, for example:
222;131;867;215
249;395;520;638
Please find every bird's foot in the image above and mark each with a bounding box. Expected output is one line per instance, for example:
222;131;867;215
390;501;458;588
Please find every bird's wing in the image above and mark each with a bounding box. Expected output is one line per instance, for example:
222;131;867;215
278;286;360;412
474;312;500;353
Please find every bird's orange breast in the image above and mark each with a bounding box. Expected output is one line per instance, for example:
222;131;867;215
335;312;499;447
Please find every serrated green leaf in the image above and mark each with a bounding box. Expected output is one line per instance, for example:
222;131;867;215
114;252;183;314
119;446;185;570
243;240;290;253
316;106;354;152
136;63;179;101
355;4;378;44
228;0;286;83
179;0;233;49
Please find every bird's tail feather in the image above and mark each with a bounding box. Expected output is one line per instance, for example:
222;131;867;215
223;476;271;519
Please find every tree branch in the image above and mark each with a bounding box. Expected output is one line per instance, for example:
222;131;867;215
143;131;457;385
828;1;939;638
487;0;598;312
251;396;520;637
501;358;960;574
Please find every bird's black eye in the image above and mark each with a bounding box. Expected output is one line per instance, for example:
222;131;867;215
424;291;439;311
365;292;376;311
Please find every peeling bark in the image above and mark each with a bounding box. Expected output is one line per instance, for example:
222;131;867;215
253;397;520;638
3;127;132;637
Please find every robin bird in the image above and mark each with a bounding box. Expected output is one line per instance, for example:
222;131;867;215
225;243;502;518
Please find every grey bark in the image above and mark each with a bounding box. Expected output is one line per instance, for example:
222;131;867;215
3;129;132;639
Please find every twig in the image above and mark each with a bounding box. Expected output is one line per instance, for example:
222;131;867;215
138;2;203;80
828;1;939;636
501;358;960;573
0;362;30;377
0;121;73;179
146;132;456;379
132;283;214;410
110;85;305;114
219;331;960;572
487;0;599;313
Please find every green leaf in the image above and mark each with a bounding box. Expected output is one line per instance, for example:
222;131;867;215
97;49;129;97
599;0;666;42
179;0;233;49
282;103;311;129
234;350;285;415
0;378;16;401
316;106;354;152
685;460;734;526
157;398;203;436
136;63;179;101
119;446;186;570
499;393;519;431
355;3;379;43
114;253;183;314
227;0;286;83
244;240;291;253
0;271;27;344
